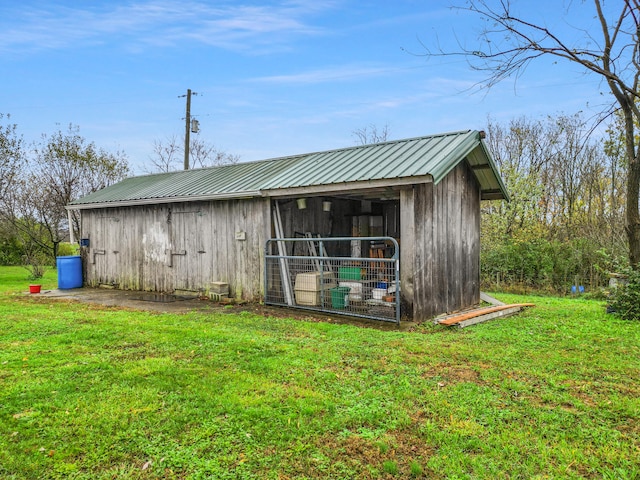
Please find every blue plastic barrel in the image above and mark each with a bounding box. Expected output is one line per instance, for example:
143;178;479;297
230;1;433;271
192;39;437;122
57;255;83;289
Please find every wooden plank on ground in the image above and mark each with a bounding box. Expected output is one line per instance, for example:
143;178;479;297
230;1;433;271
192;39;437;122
437;303;534;326
480;292;505;306
457;306;522;328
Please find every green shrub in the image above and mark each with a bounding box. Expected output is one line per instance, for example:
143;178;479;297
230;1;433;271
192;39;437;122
22;251;49;280
0;237;24;265
609;268;640;321
481;237;619;294
57;242;79;256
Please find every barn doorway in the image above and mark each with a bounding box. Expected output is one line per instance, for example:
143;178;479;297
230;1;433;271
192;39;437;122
264;236;400;323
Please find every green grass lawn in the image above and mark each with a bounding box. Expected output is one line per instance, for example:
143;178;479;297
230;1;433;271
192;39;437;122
0;266;639;479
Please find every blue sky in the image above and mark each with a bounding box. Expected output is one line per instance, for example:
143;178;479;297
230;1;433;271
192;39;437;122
0;1;613;173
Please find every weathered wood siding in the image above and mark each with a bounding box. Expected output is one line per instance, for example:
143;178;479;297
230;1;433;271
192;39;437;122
80;197;270;300
401;161;481;319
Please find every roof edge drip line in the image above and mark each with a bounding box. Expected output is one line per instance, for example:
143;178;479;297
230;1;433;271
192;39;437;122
67;191;262;210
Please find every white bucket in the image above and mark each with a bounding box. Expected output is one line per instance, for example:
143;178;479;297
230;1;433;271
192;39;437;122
372;288;386;300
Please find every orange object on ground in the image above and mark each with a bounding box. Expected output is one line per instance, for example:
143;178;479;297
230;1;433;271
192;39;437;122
438;303;535;326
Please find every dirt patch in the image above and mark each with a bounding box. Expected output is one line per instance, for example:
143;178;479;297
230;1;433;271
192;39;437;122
273;429;438;479
28;287;417;331
308;430;438;479
419;364;485;386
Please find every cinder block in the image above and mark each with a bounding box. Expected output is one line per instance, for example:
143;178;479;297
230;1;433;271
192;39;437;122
209;292;229;302
210;281;230;295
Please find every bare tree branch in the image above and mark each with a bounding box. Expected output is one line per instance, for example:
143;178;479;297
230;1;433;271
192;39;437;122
352;124;391;145
424;0;640;267
147;135;239;173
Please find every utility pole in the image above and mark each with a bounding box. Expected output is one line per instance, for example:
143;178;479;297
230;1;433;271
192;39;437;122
184;89;192;170
180;89;197;170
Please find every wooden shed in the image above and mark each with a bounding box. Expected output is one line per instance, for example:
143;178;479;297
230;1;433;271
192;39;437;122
68;130;508;321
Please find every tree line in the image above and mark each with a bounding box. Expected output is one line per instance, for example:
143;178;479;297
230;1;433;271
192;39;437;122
425;0;639;272
0;118;130;273
480;112;627;293
0;116;237;276
0;110;633;292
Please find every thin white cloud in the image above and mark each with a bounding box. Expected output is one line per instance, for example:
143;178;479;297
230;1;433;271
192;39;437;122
0;0;332;54
250;62;428;85
250;65;394;84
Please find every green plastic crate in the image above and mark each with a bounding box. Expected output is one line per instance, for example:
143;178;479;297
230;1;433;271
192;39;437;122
339;267;363;280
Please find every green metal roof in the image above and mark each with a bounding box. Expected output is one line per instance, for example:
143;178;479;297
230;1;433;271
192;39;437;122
70;130;508;209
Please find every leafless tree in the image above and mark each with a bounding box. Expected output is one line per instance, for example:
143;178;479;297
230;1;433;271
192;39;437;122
189;137;240;169
147;135;239;173
147;135;181;173
427;0;640;267
352;124;391;145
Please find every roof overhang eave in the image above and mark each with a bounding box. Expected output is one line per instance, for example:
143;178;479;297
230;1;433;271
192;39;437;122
66;190;263;210
430;132;509;202
475;141;510;202
260;174;433;198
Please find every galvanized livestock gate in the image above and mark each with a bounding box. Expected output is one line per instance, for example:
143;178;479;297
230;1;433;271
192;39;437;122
265;237;400;323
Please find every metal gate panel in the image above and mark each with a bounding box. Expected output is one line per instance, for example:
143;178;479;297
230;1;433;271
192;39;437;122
265;237;400;324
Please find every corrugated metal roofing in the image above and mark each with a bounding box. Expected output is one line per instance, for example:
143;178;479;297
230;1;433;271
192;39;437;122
70;130;508;208
260;130;485;189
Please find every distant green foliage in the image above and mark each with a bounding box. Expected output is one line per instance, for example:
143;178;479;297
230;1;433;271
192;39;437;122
57;242;79;257
0;234;23;265
481;114;628;294
480;237;618;293
609;269;640;321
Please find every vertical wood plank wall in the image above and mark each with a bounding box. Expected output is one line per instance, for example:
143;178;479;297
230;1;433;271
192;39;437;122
80;162;480;317
399;189;415;313
277;198;354;238
80;197;270;300
401;162;481;319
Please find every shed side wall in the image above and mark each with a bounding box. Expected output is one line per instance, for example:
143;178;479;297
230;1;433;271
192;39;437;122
80;198;269;300
411;161;481;319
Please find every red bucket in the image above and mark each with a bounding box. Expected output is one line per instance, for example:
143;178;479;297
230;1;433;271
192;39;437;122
29;284;41;294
